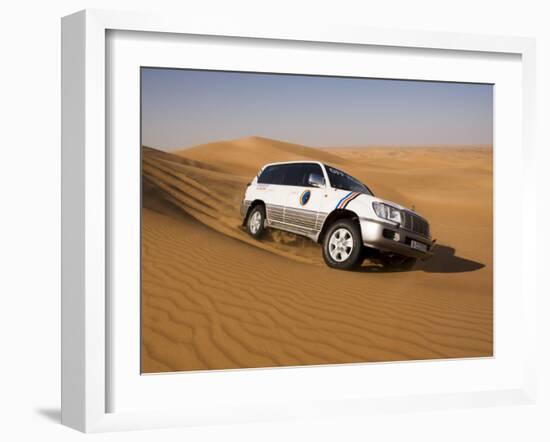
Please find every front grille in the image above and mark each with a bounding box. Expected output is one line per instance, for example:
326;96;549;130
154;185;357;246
401;211;430;237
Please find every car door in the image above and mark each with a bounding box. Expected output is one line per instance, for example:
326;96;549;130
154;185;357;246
256;164;289;228
283;163;326;237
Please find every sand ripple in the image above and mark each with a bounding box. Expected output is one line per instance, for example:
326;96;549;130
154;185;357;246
141;139;493;372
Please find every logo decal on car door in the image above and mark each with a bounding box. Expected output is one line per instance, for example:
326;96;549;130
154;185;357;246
300;190;311;206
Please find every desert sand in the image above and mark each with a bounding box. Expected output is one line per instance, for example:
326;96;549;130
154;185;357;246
141;136;493;373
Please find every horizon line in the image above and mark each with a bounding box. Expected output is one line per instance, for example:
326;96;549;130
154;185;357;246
151;135;493;151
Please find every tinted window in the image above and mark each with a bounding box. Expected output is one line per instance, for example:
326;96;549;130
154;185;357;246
258;165;284;185
258;163;324;186
325;165;373;195
281;163;324;187
300;163;324;187
281;164;302;186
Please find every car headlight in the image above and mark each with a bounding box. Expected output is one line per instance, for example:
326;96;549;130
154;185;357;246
372;202;402;224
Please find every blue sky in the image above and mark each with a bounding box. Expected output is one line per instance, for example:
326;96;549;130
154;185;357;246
141;68;493;150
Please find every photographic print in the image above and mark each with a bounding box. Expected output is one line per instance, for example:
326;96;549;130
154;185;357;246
140;68;493;373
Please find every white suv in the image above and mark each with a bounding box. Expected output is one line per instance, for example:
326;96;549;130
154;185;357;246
241;161;435;270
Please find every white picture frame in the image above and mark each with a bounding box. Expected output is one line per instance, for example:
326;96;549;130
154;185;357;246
61;9;537;433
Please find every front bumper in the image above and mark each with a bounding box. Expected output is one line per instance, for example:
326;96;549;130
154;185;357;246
359;217;435;260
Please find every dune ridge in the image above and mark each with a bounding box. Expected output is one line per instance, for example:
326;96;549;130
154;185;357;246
174;136;346;174
141;136;493;372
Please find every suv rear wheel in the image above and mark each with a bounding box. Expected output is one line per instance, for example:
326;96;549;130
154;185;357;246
322;219;363;270
246;205;266;238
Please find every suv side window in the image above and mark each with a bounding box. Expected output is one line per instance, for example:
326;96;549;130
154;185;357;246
281;164;302;186
258;163;324;186
281;163;323;187
300;163;324;187
258;165;284;185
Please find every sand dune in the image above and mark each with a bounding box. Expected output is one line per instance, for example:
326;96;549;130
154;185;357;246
141;137;493;372
142;146;321;264
175;136;346;175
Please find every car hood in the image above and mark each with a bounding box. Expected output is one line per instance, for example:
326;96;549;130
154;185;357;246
333;189;425;218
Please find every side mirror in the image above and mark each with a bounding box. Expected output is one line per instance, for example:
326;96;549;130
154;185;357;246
308;173;325;188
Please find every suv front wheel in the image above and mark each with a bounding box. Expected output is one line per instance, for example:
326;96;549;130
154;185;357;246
322;219;363;270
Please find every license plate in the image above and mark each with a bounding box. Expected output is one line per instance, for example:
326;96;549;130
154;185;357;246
410;240;428;252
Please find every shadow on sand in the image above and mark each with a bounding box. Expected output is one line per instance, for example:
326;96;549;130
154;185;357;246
359;244;485;274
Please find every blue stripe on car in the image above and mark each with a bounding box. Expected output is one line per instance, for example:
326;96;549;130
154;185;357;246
335;191;354;209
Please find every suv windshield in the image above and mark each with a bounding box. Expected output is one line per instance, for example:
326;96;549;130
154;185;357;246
325;165;373;195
